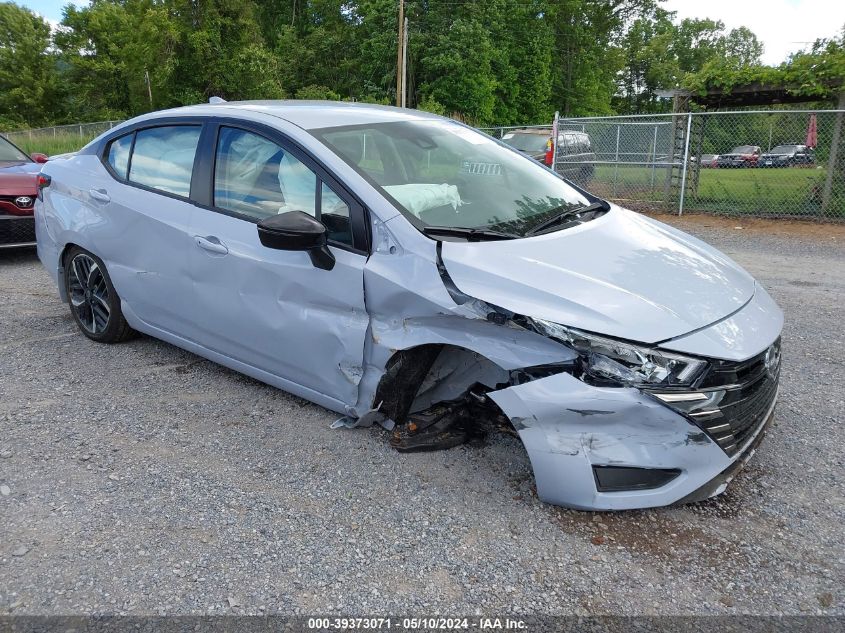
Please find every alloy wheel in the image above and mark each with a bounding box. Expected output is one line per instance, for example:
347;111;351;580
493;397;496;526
68;253;111;335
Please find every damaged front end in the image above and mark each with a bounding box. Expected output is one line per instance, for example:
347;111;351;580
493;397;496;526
338;222;776;511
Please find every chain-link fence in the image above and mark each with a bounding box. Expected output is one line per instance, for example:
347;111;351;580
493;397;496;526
3;112;844;219
482;109;845;220
0;121;123;156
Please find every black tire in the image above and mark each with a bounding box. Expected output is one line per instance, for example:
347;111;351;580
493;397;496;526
64;246;134;343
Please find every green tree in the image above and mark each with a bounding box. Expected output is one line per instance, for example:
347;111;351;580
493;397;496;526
616;10;765;114
0;2;61;126
719;26;764;67
417;15;498;124
0;0;781;129
54;1;153;120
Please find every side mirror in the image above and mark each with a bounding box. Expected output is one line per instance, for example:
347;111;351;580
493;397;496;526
257;211;335;271
31;153;49;164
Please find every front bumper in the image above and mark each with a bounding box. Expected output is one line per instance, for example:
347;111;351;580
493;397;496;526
0;214;36;248
716;158;756;168
675;398;775;504
487;364;778;511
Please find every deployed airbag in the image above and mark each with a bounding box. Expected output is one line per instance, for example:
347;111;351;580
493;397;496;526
384;183;462;217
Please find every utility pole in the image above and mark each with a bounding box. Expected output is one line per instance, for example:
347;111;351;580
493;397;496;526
401;17;409;108
396;0;404;107
144;69;153;108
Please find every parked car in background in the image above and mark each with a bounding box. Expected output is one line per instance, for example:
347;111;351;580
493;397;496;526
556;130;596;184
36;101;782;510
0;135;48;248
698;154;719;168
500;128;550;163
715;145;761;168
758;144;815;168
501;128;595;184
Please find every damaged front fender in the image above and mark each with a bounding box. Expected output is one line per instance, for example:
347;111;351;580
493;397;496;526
350;219;577;420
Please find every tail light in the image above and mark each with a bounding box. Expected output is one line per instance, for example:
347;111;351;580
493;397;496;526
544;138;554;166
36;174;51;201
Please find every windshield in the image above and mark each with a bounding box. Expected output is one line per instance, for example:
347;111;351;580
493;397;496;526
0;136;30;162
501;132;549;153
731;145;757;154
312;120;590;236
769;145;798;154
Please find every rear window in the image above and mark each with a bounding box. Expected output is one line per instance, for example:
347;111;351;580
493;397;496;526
106;134;133;179
501;132;548;153
128;126;201;197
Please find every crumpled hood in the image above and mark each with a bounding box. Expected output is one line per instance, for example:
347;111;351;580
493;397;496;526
440;207;755;344
0;161;39;196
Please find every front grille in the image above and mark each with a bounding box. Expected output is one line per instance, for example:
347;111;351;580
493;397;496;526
0;195;34;210
0;217;36;245
689;339;781;456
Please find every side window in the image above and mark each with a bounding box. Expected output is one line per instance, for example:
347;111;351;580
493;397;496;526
128;126;201;197
214;127;315;219
107;134;133;179
321;182;352;245
214;127;353;246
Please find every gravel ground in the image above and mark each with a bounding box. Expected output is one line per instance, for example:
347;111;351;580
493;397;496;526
1;216;843;616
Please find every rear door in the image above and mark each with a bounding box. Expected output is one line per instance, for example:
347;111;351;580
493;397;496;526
95;122;203;334
186;121;370;404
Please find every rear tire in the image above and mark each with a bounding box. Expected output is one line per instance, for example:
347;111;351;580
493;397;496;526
64;246;134;343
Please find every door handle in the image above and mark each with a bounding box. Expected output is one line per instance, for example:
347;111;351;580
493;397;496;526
195;235;229;255
89;188;110;203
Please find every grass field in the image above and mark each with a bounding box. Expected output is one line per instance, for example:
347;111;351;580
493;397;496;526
11;133;96;157
590;164;842;217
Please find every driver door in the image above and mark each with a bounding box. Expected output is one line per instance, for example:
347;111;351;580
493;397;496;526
186;123;370;406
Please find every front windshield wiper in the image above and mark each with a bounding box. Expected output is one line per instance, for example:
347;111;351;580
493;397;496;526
422;226;519;241
524;200;611;236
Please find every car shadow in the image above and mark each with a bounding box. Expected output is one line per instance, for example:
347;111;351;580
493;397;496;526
0;245;38;264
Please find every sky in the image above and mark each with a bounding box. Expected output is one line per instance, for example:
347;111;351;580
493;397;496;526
17;0;845;67
663;0;845;65
19;0;84;23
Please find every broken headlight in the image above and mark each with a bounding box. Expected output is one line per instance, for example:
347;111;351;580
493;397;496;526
531;319;706;387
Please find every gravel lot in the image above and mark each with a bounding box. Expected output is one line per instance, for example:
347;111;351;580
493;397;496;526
1;215;843;616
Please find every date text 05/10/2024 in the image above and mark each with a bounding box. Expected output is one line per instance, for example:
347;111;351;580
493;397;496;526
306;617;528;630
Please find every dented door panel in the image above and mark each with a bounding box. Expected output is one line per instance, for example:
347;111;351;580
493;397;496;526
188;209;369;405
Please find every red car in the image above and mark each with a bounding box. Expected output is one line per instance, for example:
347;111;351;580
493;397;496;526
1;135;48;248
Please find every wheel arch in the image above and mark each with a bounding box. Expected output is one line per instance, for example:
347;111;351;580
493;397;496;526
57;241;82;303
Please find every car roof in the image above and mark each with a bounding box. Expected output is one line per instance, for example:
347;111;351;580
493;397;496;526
509;128;551;135
136;100;445;130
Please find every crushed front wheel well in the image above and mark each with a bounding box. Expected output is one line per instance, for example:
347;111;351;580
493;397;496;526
373;344;517;425
373;344;443;424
